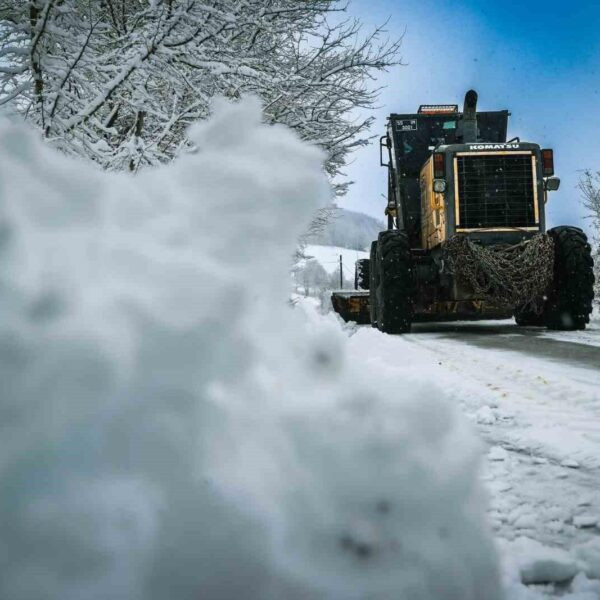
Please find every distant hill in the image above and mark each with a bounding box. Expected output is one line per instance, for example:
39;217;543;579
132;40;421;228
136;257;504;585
308;208;384;251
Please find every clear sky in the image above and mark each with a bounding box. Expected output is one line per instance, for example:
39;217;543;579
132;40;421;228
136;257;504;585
342;0;600;233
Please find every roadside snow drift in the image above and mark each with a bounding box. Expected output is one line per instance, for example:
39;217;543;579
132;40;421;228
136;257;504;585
0;99;501;600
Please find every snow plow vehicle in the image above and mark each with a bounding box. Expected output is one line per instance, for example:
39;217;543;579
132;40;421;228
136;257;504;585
332;90;595;333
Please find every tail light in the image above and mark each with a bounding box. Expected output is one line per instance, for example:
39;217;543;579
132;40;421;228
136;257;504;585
433;152;445;178
541;149;554;176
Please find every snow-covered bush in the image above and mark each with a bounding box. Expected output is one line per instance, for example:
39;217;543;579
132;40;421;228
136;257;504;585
0;98;500;600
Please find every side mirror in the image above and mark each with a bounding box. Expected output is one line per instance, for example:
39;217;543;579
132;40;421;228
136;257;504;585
380;135;390;167
545;177;560;191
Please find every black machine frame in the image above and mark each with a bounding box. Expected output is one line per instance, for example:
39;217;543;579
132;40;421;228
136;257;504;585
381;108;531;247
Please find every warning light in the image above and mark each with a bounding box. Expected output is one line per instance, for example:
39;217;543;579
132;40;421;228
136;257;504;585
541;149;554;176
418;105;459;115
433;153;445;178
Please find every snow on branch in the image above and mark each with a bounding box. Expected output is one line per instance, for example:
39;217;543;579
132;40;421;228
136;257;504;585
1;0;402;179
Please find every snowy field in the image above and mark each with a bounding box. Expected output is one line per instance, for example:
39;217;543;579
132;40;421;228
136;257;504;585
322;308;600;599
302;244;369;276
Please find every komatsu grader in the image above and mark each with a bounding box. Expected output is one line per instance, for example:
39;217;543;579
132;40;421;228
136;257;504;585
331;90;595;333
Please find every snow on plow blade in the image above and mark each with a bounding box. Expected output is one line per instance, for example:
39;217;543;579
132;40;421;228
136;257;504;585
330;291;370;324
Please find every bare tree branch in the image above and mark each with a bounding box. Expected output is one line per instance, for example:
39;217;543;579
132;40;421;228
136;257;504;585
579;169;600;301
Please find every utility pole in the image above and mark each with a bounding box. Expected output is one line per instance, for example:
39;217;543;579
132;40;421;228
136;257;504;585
339;254;343;289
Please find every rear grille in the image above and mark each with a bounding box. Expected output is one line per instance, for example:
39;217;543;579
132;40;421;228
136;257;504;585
456;154;537;229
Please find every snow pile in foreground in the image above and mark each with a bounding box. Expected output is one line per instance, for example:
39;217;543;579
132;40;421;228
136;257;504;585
0;99;500;600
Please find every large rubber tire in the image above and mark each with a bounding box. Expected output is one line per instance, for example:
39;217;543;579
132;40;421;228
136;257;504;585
514;308;545;327
374;231;414;334
354;258;370;290
369;241;378;327
544;226;595;331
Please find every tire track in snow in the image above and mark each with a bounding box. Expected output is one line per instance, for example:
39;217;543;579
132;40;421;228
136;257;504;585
406;324;600;469
401;322;600;551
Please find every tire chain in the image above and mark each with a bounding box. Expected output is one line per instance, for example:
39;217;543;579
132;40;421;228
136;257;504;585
444;233;555;312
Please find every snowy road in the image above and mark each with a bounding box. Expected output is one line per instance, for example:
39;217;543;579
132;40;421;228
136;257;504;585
409;321;600;536
345;317;600;596
410;320;600;469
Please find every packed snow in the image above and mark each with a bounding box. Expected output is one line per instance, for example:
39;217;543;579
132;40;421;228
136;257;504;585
0;99;502;600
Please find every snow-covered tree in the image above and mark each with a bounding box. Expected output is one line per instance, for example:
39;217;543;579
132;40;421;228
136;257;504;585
579;169;600;300
308;207;384;250
1;1;401;188
298;258;329;296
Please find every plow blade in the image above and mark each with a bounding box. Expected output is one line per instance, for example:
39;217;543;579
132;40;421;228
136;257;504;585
332;291;512;325
330;291;370;324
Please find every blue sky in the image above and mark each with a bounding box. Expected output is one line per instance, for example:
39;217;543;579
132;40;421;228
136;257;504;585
342;0;600;233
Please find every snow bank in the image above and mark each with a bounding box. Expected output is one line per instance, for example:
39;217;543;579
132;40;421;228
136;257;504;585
0;99;500;600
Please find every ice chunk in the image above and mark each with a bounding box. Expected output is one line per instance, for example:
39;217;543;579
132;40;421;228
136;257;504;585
573;515;598;528
505;536;579;584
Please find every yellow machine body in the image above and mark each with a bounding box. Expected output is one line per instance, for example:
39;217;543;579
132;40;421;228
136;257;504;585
419;157;447;250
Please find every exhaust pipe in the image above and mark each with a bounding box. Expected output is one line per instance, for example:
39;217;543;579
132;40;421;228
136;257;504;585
461;89;478;143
